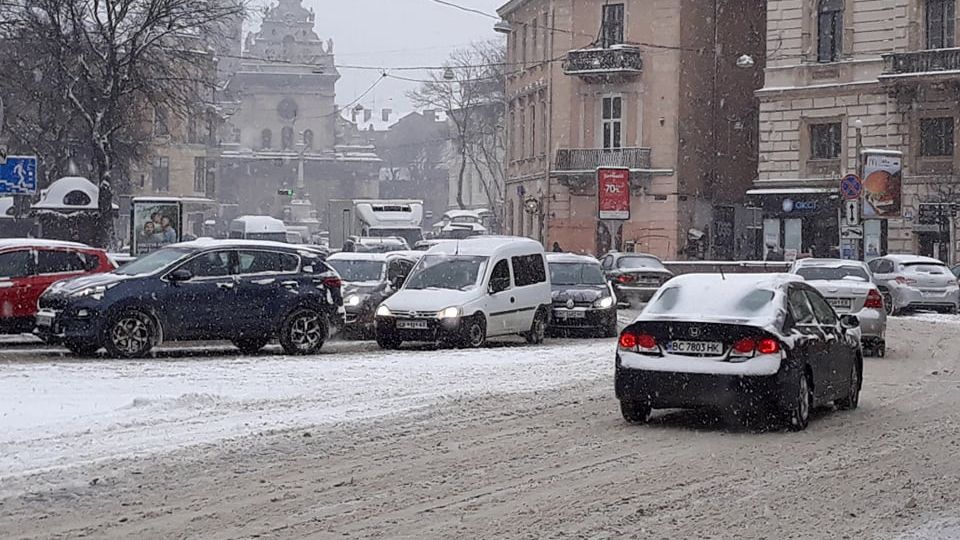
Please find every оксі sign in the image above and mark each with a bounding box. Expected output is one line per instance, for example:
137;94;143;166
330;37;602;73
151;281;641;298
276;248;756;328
598;167;630;220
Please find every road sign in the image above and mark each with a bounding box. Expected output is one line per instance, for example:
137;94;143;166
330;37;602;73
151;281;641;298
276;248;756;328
840;174;862;200
841;226;864;240
845;200;860;226
0;156;37;195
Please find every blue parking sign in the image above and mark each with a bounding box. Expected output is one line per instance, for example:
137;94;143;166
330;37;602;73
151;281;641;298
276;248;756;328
0;156;38;194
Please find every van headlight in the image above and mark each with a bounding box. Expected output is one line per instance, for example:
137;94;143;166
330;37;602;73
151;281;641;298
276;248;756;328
376;305;393;317
71;285;110;301
345;294;363;307
594;296;615;309
437;306;461;319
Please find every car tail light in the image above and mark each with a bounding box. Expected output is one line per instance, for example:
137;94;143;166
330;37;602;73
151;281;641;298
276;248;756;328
619;332;637;349
321;276;342;289
617;274;635;284
756;338;780;355
619;331;658;353
732;338;756;354
864;289;884;309
895;276;917;285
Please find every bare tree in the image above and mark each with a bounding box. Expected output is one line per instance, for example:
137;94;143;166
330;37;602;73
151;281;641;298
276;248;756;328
409;41;506;215
0;0;244;247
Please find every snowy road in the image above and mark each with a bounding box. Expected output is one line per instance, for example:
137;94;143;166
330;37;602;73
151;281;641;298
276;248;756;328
2;316;960;539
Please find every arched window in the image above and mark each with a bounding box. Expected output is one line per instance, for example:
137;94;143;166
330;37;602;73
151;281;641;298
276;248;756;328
281;127;294;149
303;129;314;148
817;0;843;63
261;129;272;149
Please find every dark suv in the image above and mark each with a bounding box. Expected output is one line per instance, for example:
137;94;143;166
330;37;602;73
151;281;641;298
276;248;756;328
326;251;421;338
35;240;343;357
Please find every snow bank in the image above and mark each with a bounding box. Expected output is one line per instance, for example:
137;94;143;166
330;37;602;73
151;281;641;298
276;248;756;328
0;340;615;482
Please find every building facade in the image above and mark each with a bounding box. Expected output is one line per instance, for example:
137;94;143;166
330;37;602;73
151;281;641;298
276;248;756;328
497;0;766;259
757;0;960;263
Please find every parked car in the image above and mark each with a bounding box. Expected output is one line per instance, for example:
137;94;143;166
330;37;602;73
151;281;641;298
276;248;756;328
349;236;410;253
867;255;960;315
326;251;422;338
0;239;116;334
546;253;618;337
599;252;673;306
789;258;887;357
616;273;862;431
375;236;552;349
34;239;343;357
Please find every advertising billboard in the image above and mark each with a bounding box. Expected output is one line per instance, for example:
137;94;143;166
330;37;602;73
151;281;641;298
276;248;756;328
862;150;903;219
131;199;183;256
598;168;630;220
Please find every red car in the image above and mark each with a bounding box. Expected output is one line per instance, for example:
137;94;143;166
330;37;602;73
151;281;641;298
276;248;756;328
0;240;116;333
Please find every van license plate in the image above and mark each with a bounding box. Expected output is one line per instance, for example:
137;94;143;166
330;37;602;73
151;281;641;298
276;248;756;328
397;320;429;330
667;341;722;354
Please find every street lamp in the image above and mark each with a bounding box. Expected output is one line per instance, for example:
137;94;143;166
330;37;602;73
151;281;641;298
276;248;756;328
735;54;756;69
854;119;864;178
493;19;512;34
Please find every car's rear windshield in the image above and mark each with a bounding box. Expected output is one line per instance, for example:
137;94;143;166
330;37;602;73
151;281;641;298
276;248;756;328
115;247;192;276
645;281;778;320
796;266;869;282
549;262;606;285
617;256;663;270
902;263;949;273
327;259;385;282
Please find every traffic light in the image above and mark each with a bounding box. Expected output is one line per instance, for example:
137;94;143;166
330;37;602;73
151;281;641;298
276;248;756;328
277;188;294;197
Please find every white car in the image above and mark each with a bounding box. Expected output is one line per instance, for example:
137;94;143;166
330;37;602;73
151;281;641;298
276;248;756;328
374;236;553;349
789;258;887;357
868;255;960;315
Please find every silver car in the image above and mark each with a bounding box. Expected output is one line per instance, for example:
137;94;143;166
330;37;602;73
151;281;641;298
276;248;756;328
790;258;887;357
868;255;960;316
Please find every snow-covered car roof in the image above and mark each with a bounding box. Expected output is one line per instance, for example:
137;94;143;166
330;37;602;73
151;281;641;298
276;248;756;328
230;215;286;233
637;273;802;329
546;253;601;265
0;238;94;251
328;250;423;262
171;238;301;251
792;258;869;269
884;254;947;265
427;236;544;257
31;176;119;211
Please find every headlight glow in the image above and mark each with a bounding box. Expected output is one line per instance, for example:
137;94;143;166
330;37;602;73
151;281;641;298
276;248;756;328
71;285;109;301
376;305;393;317
594;296;615;309
345;294;363;307
437;306;461;319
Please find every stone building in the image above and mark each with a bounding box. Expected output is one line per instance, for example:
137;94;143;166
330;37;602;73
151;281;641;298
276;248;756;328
756;0;960;262
497;0;766;259
217;0;381;232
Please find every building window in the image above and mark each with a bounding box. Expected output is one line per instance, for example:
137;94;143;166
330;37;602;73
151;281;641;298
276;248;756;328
152;157;170;192
927;0;956;49
541;98;548;155
231;126;241;143
529;102;536;158
303;129;314;148
602;96;623;149
509;108;516;161
519;101;526;158
921;117;955;156
194;157;206;193
205;160;216;196
810;123;842;159
153;108;169;138
261;128;272;149
542;13;549;61
817;0;844;63
281;126;294;149
521;24;527;66
530;19;538;64
602;4;625;47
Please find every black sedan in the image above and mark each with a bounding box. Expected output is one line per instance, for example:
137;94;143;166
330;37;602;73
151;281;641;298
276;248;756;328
326;251;421;339
599;252;673;306
546;253;618;337
35;240;344;358
615;273;862;431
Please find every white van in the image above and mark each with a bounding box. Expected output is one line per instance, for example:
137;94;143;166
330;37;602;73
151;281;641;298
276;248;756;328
374;236;552;349
229;216;288;242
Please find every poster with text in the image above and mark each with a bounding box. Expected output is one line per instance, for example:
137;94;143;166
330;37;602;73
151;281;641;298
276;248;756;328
131;200;182;256
598;168;630;220
862;151;902;219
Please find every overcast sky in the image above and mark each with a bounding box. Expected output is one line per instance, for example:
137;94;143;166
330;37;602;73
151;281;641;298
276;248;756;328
298;0;506;112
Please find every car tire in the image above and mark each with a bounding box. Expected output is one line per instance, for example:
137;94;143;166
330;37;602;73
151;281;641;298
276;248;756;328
279;308;327;355
881;291;895;316
376;334;403;350
104;310;157;358
524;309;547;344
784;369;813;432
877;341;886;358
620;400;651;424
65;340;100;357
461;315;486;348
836;361;861;411
232;337;270;354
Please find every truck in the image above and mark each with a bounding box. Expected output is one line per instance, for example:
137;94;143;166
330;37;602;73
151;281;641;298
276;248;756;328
228;215;288;242
326;199;424;250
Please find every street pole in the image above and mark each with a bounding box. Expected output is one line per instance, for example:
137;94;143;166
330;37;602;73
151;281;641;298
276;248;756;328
855;119;864;260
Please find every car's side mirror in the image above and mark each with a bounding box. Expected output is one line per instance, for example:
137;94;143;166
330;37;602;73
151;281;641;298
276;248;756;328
840;314;860;330
169;269;193;282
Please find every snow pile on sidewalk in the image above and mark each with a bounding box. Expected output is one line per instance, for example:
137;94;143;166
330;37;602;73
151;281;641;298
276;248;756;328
0;341;613;481
900;313;960;326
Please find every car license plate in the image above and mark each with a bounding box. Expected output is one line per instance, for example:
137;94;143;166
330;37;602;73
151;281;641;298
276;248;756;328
554;309;586;319
667;340;723;355
827;298;852;310
397;320;429;330
36;311;55;327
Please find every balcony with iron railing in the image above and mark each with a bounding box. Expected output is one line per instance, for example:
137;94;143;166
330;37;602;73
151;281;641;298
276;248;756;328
563;45;643;83
552;147;673;194
881;48;960;82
